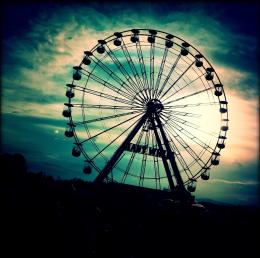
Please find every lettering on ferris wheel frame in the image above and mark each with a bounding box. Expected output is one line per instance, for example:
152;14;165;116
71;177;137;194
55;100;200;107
125;143;169;159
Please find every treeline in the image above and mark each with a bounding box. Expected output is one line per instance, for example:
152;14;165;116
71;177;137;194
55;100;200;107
0;153;259;258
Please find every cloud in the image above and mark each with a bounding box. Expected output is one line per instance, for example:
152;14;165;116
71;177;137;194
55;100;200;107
220;88;259;164
2;101;64;119
2;3;258;121
215;65;259;99
196;160;259;206
209;178;258;186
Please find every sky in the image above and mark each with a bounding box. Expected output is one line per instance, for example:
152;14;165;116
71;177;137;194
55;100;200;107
1;1;259;206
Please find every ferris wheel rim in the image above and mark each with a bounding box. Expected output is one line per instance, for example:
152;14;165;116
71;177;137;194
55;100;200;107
64;28;229;191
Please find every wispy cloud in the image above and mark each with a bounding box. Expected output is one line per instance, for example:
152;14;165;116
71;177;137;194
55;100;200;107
2;101;64;119
210;178;258;186
223;89;258;163
2;3;258;110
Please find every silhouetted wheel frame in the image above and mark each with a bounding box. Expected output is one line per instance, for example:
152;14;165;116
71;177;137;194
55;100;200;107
63;29;229;192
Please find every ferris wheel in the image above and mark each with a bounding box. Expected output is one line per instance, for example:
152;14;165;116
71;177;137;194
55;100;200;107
63;29;228;195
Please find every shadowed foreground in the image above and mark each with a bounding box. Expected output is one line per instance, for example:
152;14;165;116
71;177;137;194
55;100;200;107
1;153;259;258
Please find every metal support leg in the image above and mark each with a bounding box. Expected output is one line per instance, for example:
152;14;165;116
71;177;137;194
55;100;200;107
154;112;185;189
149;115;175;191
94;113;148;184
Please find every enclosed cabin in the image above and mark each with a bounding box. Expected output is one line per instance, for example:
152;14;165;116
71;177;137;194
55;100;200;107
64;122;75;138
221;125;229;132
219;100;228;114
221;118;229;132
201;168;210;180
96;40;106;54
205;67;214;80
83;51;93;66
147;29;157;44
214;83;223;97
181;42;190;56
165;34;174;48
83;160;92;174
195;54;203;67
211;152;220;166
65;84;75;98
187;178;197;192
73;66;82;81
130;29;140;43
72;144;81;157
217;135;226;149
114;32;122;46
62;103;72;117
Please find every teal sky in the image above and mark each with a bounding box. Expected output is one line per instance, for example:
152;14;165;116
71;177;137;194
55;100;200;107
1;2;259;206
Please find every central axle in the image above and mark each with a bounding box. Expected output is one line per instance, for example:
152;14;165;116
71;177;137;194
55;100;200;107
146;99;164;114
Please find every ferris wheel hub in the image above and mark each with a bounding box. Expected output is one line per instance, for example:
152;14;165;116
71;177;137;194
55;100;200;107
146;99;164;114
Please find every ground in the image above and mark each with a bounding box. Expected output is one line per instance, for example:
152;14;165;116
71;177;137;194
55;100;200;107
1;153;259;258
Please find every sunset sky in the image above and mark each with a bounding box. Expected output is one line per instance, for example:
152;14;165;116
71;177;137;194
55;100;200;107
1;2;259;206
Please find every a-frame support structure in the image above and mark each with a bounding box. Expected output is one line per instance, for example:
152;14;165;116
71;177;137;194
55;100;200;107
94;99;190;199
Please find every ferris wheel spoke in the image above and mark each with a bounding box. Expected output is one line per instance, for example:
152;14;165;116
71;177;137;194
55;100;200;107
151;133;161;189
169;116;218;138
110;152;127;182
135;41;150;93
165;119;215;152
74;111;142;125
121;39;147;93
154;47;168;99
162;72;207;102
164;102;219;109
170;127;208;168
163;127;193;178
121;128;145;183
81;69;133;100
139;129;150;186
89;116;138;162
71;103;144;111
165;128;193;178
160;60;196;100
92;150;125;184
160;113;200;130
164;86;215;105
156;53;182;99
121;151;137;183
105;45;144;96
164;123;207;168
91;54;139;98
79;113;142;144
162;110;201;118
150;117;176;190
69;83;133;105
161;115;208;149
150;42;155;99
115;154;126;169
161;111;199;127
